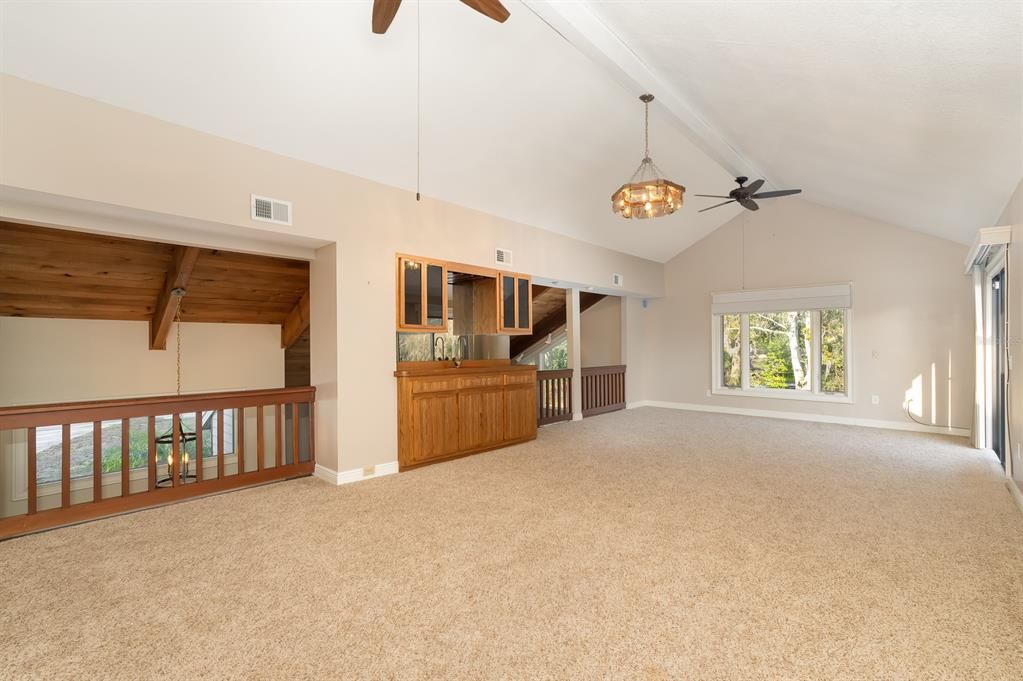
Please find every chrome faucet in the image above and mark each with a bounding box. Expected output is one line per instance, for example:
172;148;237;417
455;336;470;367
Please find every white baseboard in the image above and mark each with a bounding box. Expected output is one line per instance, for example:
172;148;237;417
1008;477;1023;515
314;461;399;486
629;400;970;438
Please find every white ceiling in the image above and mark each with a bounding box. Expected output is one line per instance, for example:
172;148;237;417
571;0;1023;244
1;1;1020;260
0;0;740;262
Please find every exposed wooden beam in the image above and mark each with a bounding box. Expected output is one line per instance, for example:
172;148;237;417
149;246;200;350
510;291;606;358
281;289;310;349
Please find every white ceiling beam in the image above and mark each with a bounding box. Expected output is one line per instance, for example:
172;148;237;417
522;0;774;187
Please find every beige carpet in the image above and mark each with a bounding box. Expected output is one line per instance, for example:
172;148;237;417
1;407;1021;680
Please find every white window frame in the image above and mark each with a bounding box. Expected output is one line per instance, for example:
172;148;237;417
711;308;853;404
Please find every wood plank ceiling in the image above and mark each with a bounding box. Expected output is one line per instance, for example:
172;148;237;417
0;221;310;347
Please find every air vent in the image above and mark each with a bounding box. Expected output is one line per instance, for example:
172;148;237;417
495;248;512;266
611;273;624;287
251;194;292;226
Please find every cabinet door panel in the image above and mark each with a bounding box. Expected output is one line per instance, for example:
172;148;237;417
504;384;537;442
501;274;516;330
458;388;505;451
411;392;460;462
426;263;445;327
402;259;423;326
517;277;530;330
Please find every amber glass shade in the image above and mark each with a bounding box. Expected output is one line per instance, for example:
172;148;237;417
612;178;685;219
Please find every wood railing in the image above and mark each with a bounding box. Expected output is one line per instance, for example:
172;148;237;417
581;365;626;417
0;386;315;540
537;369;573;426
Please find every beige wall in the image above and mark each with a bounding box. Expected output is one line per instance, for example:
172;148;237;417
0;317;284;406
580;296;622;367
0;76;664;473
634;199;974;428
996;178;1023;489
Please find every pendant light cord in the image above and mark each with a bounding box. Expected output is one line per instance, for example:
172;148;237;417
416;0;421;201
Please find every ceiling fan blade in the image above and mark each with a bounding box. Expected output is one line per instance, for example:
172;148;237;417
743;179;764;195
694;194;731;198
698;200;736;213
751;189;803;199
459;0;511;22
372;0;402;34
738;198;759;211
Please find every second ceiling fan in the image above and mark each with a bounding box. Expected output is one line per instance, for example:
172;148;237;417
372;0;510;34
696;177;802;213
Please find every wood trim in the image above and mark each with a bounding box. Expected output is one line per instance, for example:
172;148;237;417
121;418;130;497
281;289;310;349
61;424;71;508
274;404;283;468
0;387;316;430
398;435;535;472
93;420;103;502
0;463;315;541
237;408;246;475
27;427;36;515
149;245;200;350
292;403;300;464
217;410;225;479
195;410;203;483
147;415;157;492
256;406;265;472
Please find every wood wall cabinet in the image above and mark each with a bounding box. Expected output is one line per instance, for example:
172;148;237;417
497;273;532;334
395;254;532;336
397;256;447;331
395;363;537;470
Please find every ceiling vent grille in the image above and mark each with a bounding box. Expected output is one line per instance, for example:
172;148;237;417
251;194;292;226
495;248;513;266
612;273;624;287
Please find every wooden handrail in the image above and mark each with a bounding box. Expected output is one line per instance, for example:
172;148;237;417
0;386;316;540
581;365;626;418
0;387;315;430
537;369;573;426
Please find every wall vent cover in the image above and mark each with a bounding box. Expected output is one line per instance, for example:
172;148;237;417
251;194;292;226
495;248;513;266
612;273;624;287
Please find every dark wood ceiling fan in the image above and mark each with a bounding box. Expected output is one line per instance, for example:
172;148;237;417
372;0;510;34
696;177;802;213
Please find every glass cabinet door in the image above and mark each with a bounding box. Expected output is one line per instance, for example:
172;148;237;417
402;259;423;327
517;277;530;330
399;257;447;331
426;263;445;327
501;275;516;330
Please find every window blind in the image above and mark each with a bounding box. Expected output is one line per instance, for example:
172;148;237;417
711;284;851;315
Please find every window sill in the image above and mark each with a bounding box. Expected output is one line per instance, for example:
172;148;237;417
711;387;853;404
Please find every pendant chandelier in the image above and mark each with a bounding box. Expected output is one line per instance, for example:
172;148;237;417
156;290;197;486
612;94;684;219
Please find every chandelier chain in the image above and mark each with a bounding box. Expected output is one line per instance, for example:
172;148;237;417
644;98;650;160
174;299;183;396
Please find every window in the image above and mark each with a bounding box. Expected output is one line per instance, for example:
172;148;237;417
540;339;568;370
711;285;851;402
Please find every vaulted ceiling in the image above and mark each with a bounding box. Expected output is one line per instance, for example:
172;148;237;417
1;1;1019;261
